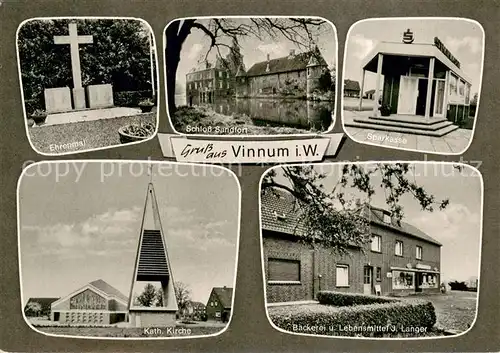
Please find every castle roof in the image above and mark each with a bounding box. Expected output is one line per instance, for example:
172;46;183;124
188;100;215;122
246;50;326;77
261;188;441;246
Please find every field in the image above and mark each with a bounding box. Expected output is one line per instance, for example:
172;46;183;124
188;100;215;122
402;290;478;333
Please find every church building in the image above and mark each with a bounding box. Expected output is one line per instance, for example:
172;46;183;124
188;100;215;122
261;189;442;303
50;279;128;325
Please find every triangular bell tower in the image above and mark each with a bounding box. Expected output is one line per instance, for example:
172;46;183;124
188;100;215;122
128;182;178;327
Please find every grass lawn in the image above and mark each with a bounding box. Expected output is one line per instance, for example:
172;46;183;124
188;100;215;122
28;113;156;154
172;106;317;135
401;290;478;333
34;324;225;337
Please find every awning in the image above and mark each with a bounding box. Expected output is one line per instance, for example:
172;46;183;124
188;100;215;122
390;266;440;274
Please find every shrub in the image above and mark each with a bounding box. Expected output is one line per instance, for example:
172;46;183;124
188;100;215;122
317;291;396;306
269;298;436;337
114;90;154;107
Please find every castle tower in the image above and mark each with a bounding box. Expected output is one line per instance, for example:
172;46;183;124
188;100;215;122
235;65;248;98
306;47;327;100
128;182;178;327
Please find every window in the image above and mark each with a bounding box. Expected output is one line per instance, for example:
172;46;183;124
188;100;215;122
210;302;214;307
449;74;457;96
376;267;382;281
383;214;391;224
465;83;471;104
219;71;223;78
458;79;465;97
419;273;438;288
219;81;223;89
416;246;422;260
392;270;415;289
371;235;381;252
268;258;300;282
336;265;349;287
214;301;218;306
395;240;403;256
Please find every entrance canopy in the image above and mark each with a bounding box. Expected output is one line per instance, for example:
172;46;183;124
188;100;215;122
361;41;471;84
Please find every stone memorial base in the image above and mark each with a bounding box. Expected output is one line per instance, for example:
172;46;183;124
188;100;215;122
43;107;141;126
44;87;72;113
87;84;114;109
72;87;86;110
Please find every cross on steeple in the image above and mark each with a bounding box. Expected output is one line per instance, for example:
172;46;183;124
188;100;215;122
54;22;93;90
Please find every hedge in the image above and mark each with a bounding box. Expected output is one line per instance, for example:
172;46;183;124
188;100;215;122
317;291;396;306
114;90;155;107
270;293;436;337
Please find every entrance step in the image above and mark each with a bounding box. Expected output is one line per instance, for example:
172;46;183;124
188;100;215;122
345;120;459;137
368;115;448;125
352;117;455;131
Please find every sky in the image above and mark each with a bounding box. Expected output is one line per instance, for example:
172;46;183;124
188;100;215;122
344;18;484;97
269;163;482;282
19;162;239;305
172;18;337;93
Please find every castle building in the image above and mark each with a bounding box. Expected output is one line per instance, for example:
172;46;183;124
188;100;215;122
185;57;233;104
261;189;442;303
235;47;329;100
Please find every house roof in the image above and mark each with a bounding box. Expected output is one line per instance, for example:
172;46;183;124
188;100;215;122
361;41;471;83
189;301;206;308
344;79;360;91
261;188;442;246
367;207;442;246
89;279;128;302
211;287;233;309
365;89;376;95
245;49;326;77
261;188;308;236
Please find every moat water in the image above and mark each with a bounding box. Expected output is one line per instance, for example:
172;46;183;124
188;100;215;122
175;95;334;131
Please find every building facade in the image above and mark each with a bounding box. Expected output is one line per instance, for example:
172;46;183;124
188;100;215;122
206;286;233;322
344;79;361;97
50;279;128;324
235;48;328;100
262;189;442;303
185;57;233;104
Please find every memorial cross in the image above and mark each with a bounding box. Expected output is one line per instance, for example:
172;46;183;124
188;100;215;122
54;22;93;90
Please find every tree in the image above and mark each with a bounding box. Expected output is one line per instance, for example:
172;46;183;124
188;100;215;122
135;283;160;307
174;282;192;318
165;18;328;113
262;164;450;256
18;19;153;111
24;301;42;317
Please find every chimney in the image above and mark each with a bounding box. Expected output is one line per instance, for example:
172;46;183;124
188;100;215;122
289;49;295;57
223;286;227;290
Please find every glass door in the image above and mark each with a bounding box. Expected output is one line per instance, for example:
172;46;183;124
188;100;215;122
397;76;418;115
433;79;446;117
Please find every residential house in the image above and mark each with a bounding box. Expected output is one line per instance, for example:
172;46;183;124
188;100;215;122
206;286;233;322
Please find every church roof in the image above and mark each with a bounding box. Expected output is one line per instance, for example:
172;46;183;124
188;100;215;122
246;50;326;77
89;279;128;302
261;188;441;246
211;287;233;309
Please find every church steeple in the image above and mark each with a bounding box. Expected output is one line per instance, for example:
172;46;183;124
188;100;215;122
127;173;178;327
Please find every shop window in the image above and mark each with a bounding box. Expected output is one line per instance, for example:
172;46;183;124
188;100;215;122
371;235;381;252
419;273;438;288
395;240;403;256
268;258;300;282
392;270;415;290
416;246;422;260
336;265;349;287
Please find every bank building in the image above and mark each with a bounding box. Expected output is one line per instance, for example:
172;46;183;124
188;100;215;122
345;29;473;137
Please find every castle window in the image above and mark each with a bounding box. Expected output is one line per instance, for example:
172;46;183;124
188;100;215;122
268;258;300;283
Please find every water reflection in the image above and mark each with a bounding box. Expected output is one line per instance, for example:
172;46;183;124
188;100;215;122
175;95;333;131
